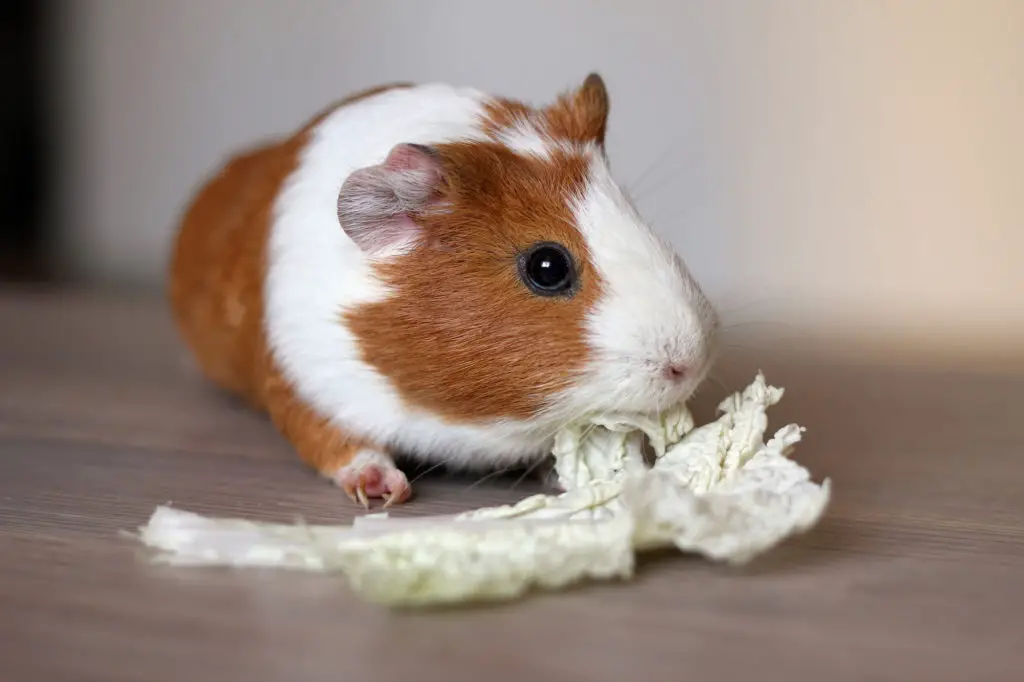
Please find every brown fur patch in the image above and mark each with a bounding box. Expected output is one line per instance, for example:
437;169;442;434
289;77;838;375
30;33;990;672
167;83;407;475
482;73;610;147
345;141;604;423
480;97;535;137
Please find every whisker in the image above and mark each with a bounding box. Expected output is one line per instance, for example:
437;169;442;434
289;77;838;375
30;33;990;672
630;160;698;204
408;457;455;485
647;204;699;228
508;455;551;491
704;373;729;393
463;464;519;493
628;147;676;197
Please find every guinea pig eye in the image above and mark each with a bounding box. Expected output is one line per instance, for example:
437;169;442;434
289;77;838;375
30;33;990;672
518;242;576;297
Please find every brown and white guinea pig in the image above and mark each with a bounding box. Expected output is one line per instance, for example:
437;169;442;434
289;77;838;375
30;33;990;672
169;74;719;508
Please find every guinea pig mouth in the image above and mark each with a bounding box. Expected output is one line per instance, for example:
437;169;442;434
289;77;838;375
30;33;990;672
653;383;700;410
564;350;714;417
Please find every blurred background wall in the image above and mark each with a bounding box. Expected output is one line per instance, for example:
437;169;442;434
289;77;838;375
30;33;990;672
4;0;1021;362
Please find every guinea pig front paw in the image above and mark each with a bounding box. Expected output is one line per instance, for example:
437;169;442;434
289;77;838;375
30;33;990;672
333;450;412;509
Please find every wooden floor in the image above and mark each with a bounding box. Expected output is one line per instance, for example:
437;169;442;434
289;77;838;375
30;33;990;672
1;289;1022;682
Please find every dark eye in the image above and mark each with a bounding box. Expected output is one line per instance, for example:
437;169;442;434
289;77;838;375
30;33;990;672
518;242;576;296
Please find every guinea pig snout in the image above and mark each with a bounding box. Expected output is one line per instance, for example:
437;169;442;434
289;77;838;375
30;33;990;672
653;330;715;390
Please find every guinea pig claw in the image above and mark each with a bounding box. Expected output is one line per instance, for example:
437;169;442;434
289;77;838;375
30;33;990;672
341;483;370;509
355;486;370;509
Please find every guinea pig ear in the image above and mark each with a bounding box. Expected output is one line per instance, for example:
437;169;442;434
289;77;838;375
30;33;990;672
545;72;611;146
337;143;443;257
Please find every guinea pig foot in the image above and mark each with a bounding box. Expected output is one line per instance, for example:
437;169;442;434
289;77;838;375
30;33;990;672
334;454;412;509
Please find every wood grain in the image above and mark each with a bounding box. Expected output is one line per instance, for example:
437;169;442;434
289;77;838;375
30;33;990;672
1;288;1023;682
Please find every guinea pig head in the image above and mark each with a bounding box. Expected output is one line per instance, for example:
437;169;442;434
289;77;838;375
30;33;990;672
338;75;718;428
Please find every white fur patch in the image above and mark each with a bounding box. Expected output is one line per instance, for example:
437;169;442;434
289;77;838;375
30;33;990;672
494;119;553;159
563;153;719;416
492;118;584;160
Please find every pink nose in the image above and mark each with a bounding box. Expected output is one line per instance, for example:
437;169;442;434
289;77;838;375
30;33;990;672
663;363;687;381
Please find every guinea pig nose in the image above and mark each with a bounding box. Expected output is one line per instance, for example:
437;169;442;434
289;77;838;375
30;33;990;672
663;363;687;381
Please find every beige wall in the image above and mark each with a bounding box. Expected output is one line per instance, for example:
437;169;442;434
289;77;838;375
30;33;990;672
50;0;1023;360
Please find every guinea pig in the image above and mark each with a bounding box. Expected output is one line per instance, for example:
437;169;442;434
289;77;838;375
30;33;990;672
168;74;719;508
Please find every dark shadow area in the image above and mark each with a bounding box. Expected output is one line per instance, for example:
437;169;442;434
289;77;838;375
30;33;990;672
0;0;51;283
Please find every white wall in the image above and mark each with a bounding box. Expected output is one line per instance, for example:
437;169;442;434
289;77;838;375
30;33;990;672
50;0;1024;359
